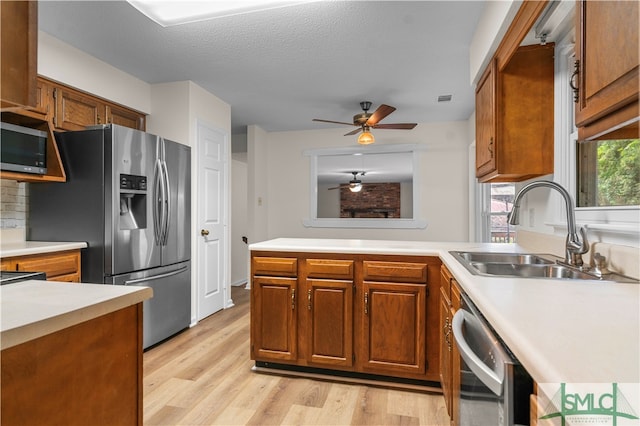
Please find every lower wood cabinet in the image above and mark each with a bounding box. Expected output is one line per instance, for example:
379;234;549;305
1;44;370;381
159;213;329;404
360;280;427;376
252;275;298;362
440;264;461;425
1;249;81;282
1;303;143;425
250;252;441;383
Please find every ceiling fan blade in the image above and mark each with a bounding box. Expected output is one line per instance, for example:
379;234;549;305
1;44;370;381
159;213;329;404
344;128;362;136
313;118;356;126
366;104;396;126
328;186;341;190
372;123;418;130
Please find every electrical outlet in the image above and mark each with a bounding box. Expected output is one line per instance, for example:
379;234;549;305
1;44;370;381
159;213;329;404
529;208;535;227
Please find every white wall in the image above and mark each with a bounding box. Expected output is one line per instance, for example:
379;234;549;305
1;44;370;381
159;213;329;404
247;125;269;244
469;0;521;85
249;122;470;242
38;31;151;113
231;159;248;286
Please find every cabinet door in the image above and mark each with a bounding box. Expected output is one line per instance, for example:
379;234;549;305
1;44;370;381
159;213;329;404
450;279;461;426
475;60;496;178
106;103;146;131
35;78;53;119
251;276;298;362
360;281;427;376
306;278;353;367
575;1;639;127
53;86;103;131
0;1;37;109
439;287;452;417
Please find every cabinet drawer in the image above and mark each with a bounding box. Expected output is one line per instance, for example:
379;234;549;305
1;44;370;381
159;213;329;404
306;259;354;280
363;261;427;283
16;251;80;280
252;257;297;277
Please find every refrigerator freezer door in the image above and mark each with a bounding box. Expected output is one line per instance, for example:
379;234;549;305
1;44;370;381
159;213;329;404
110;126;161;275
111;261;191;349
161;138;191;266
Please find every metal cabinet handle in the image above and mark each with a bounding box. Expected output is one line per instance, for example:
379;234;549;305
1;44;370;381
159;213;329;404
291;289;296;310
201;229;209;236
570;60;580;103
364;292;369;315
488;137;494;158
307;289;312;310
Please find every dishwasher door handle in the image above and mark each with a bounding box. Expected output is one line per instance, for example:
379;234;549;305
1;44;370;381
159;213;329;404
452;309;504;396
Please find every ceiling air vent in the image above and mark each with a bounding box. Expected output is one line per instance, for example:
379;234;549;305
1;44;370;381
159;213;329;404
438;95;452;102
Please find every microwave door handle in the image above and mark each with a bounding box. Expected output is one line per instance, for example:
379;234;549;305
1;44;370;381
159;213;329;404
124;265;188;285
452;309;504;396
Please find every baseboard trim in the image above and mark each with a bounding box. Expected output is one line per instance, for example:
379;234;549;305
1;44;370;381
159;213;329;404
251;362;442;394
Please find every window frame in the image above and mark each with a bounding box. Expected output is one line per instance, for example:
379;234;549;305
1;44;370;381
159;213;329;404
552;39;639;244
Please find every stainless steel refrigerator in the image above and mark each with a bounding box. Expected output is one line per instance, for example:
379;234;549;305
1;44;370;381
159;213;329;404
28;124;191;349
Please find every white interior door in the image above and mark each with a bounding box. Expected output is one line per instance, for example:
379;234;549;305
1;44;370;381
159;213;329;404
197;121;229;320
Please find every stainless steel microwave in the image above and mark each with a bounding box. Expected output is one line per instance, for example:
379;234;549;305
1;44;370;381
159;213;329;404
0;122;47;174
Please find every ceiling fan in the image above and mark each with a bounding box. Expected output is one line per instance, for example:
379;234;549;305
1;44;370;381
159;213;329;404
328;171;365;192
313;101;418;145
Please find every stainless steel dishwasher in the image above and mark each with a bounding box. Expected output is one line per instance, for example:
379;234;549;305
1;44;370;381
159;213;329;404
452;293;532;425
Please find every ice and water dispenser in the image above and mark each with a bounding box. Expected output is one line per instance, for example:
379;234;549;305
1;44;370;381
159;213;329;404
119;174;147;230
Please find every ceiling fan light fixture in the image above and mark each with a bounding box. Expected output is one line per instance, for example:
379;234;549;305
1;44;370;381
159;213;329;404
349;182;362;192
358;130;375;145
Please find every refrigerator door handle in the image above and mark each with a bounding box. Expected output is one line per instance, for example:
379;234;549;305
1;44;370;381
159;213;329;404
152;158;163;246
124;265;189;285
161;159;171;245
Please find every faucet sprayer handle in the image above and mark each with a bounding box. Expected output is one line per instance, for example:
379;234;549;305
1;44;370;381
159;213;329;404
577;227;589;254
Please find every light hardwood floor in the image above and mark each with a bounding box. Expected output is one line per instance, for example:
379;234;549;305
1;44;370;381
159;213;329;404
143;286;450;425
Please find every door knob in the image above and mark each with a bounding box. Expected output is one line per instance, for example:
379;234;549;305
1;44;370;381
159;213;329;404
201;229;209;236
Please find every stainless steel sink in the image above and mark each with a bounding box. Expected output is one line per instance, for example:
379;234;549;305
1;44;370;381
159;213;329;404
469;262;599;280
453;251;557;265
449;251;638;283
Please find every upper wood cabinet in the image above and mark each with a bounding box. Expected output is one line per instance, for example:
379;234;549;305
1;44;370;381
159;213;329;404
574;0;639;140
37;77;147;132
476;44;555;182
0;1;37;110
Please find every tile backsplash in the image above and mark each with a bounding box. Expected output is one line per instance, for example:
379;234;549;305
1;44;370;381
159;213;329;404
1;180;28;229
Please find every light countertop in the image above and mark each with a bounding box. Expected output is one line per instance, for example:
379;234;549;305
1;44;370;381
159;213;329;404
0;280;152;350
250;238;640;385
0;240;88;257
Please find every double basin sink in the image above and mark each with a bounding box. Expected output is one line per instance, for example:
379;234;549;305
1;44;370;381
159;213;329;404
450;251;638;283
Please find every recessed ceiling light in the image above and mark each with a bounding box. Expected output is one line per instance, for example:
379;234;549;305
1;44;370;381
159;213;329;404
127;0;316;27
438;94;453;102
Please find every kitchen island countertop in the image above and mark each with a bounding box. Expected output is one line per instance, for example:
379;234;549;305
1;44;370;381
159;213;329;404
0;280;152;350
250;238;640;386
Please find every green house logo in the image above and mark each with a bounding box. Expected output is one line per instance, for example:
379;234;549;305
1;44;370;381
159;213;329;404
540;383;639;425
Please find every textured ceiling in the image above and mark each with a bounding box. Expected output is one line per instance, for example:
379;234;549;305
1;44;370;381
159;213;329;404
38;1;486;135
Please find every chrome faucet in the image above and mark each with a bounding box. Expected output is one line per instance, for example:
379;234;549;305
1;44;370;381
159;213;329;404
507;181;589;268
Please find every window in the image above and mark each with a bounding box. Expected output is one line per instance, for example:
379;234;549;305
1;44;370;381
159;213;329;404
577;138;640;207
488;183;515;242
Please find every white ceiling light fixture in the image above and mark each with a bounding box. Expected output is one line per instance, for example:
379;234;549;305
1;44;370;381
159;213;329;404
127;0;315;27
